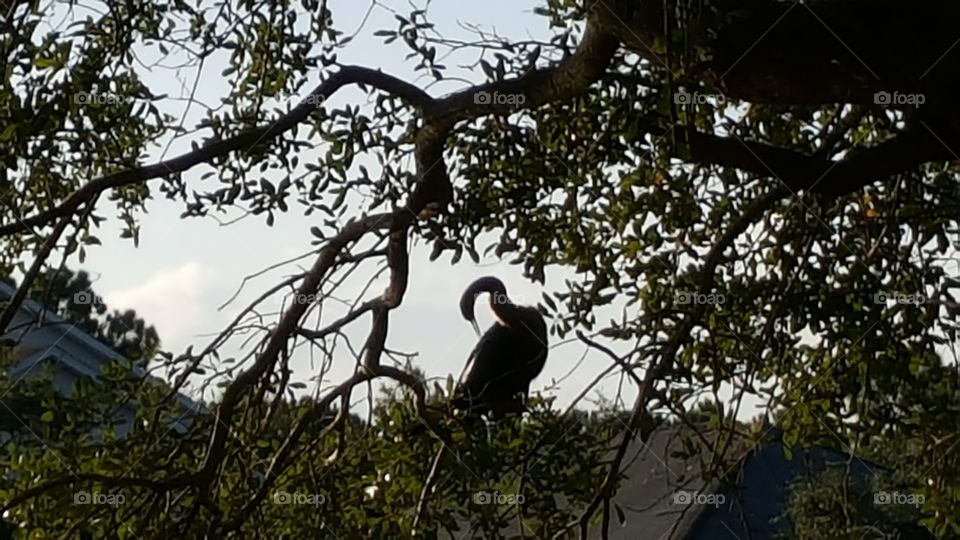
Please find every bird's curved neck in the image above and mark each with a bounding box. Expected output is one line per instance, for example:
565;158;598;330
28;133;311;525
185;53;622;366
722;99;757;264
489;294;517;326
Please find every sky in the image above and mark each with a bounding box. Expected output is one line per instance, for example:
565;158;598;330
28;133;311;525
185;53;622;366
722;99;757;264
38;0;761;418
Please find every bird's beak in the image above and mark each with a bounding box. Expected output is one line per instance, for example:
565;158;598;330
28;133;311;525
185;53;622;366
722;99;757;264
470;319;481;337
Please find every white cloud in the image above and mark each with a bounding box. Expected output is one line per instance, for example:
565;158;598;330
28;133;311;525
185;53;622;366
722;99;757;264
102;262;213;351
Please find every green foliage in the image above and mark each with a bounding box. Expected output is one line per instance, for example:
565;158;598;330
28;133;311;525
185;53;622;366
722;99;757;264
2;0;960;537
784;468;932;539
0;344;204;538
0;366;622;537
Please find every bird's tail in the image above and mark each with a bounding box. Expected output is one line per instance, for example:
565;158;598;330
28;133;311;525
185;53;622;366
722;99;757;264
453;393;526;420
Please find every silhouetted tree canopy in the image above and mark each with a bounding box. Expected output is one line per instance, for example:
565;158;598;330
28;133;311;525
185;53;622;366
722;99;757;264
1;0;959;537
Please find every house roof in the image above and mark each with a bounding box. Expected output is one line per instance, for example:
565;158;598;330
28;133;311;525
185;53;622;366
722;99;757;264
0;279;204;416
496;422;894;539
445;423;744;539
589;424;748;539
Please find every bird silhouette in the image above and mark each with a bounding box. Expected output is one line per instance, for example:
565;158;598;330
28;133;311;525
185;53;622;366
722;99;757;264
453;276;548;419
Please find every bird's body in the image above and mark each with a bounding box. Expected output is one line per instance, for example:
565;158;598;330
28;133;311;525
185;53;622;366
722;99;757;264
454;277;548;418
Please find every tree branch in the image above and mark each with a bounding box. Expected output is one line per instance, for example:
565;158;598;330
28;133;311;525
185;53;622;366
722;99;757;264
683;127;952;198
0;66;433;238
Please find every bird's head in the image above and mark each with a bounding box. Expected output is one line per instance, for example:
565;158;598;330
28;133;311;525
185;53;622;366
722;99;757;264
459;276;508;336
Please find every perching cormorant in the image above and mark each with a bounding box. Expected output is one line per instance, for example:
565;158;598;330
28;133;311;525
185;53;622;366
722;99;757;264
453;276;548;418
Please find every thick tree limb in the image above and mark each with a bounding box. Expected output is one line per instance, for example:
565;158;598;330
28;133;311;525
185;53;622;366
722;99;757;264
595;0;960;106
683;127;953;198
